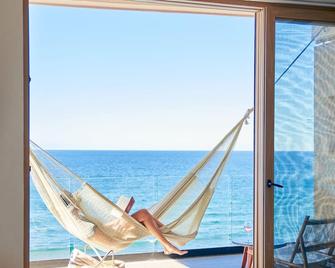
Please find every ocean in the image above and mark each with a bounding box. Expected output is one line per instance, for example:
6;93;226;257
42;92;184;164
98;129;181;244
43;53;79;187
30;150;313;261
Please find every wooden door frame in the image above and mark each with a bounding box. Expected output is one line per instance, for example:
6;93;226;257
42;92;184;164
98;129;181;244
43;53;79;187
254;7;273;268
24;2;264;267
258;5;335;268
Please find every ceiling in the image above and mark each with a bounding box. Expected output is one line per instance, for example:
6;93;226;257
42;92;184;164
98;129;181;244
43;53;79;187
29;0;335;13
247;0;335;7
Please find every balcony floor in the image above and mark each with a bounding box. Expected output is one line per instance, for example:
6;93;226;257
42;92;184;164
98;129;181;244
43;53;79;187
124;254;242;268
31;254;243;268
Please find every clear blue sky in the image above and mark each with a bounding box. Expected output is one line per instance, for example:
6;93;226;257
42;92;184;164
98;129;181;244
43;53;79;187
29;5;255;150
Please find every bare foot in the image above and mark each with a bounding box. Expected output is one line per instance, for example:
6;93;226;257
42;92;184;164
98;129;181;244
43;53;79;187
163;245;188;256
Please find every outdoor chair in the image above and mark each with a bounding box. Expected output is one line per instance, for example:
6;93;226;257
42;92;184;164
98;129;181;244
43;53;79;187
274;216;335;268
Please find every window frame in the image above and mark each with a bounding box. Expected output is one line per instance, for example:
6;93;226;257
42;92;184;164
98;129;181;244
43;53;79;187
260;5;335;267
23;1;335;267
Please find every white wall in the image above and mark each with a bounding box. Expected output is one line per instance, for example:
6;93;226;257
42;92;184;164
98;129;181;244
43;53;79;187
0;0;27;267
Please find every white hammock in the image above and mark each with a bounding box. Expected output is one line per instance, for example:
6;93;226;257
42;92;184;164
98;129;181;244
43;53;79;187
30;108;253;254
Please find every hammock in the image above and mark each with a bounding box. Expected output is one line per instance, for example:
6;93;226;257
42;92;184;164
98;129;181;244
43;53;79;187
30;108;253;254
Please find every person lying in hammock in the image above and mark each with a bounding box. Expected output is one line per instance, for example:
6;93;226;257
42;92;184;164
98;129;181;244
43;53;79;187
65;193;187;256
88;208;188;256
63;190;188;256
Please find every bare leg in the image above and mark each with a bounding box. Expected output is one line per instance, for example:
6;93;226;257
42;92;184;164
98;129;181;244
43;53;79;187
153;216;164;228
136;210;163;228
132;209;188;256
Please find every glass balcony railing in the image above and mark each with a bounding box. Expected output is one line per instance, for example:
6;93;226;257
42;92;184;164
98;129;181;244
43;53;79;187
30;148;254;261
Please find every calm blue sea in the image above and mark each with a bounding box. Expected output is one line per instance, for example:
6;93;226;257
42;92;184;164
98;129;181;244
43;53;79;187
30;150;313;261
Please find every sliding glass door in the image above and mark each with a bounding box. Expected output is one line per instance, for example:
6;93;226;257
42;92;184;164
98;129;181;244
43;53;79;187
273;18;335;267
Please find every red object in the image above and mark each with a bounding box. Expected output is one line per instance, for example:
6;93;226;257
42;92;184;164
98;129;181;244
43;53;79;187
124;197;135;213
241;246;253;268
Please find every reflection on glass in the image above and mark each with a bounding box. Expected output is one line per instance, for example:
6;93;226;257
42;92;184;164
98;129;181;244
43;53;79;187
244;221;253;243
274;20;335;267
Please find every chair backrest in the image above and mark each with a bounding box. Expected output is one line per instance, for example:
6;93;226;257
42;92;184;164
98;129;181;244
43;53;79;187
289;216;335;264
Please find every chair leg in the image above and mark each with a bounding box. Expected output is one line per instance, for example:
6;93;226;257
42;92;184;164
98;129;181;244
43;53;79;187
247;246;253;268
241;247;248;268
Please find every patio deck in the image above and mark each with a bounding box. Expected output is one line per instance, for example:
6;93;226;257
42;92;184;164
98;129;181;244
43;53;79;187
30;253;243;268
123;254;242;268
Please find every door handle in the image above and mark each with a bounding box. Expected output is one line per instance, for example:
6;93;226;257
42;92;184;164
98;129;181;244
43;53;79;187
267;179;283;189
